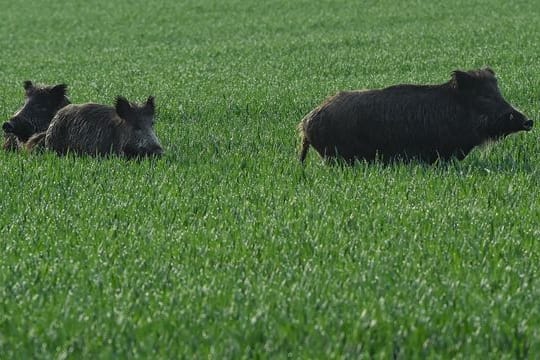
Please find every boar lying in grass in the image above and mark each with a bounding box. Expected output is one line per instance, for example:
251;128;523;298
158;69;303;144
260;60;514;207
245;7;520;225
3;81;69;150
298;68;533;164
27;96;163;158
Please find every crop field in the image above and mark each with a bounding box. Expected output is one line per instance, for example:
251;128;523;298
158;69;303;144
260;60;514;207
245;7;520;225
1;0;540;358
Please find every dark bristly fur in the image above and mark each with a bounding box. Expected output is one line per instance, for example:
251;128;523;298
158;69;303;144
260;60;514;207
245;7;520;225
26;96;163;158
3;81;70;151
298;68;534;164
24;131;46;152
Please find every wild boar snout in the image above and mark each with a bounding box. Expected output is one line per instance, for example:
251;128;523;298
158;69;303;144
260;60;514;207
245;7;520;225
2;121;15;133
507;110;533;132
148;145;164;157
2;117;34;141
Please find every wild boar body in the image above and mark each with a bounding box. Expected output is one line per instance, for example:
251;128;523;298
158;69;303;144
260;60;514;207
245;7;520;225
303;86;476;163
45;104;129;156
35;96;163;158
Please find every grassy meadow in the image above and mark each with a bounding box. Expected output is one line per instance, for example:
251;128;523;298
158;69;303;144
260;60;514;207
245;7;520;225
1;0;540;357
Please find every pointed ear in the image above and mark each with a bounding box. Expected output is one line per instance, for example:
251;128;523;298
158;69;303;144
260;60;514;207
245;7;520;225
51;84;68;98
484;67;495;76
145;96;155;114
451;70;476;90
115;96;132;119
23;80;34;95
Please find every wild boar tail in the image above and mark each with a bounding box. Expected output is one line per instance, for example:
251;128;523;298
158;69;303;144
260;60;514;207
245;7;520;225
25;131;46;152
298;110;316;163
299;134;310;163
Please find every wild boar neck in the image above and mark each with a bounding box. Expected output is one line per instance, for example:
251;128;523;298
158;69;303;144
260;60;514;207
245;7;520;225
466;109;504;142
117;120;134;152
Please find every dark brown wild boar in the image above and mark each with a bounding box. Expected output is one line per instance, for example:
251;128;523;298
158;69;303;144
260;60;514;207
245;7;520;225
298;68;533;164
26;96;163;158
2;81;69;150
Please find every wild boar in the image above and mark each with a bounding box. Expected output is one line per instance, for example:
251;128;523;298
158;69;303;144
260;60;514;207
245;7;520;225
2;81;69;150
298;68;533;164
27;96;163;158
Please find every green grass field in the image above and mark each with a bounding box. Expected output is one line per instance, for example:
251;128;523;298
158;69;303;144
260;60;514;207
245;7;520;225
1;0;540;358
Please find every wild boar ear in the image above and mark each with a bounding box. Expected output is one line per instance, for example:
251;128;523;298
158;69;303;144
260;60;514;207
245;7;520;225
145;96;155;114
23;80;34;95
451;70;476;90
484;67;495;76
115;96;132;119
51;84;68;98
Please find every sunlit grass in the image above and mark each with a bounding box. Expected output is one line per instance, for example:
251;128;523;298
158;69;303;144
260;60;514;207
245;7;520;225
1;0;539;358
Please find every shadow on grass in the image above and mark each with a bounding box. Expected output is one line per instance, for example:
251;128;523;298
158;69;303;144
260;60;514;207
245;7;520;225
463;156;538;174
300;152;538;175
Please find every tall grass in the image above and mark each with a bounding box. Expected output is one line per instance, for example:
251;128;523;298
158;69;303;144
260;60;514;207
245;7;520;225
1;0;539;357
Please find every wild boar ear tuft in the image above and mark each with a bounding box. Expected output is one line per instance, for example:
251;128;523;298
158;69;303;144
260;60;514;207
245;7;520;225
115;96;132;119
51;84;68;98
23;80;34;90
451;70;476;90
484;67;495;76
145;96;155;113
23;80;34;95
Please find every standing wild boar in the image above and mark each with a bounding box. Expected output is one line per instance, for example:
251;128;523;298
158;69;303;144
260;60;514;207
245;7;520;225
298;68;533;164
2;81;69;150
27;96;163;158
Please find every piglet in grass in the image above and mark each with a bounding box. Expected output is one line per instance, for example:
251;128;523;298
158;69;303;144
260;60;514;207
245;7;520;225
27;96;163;158
3;81;69;150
